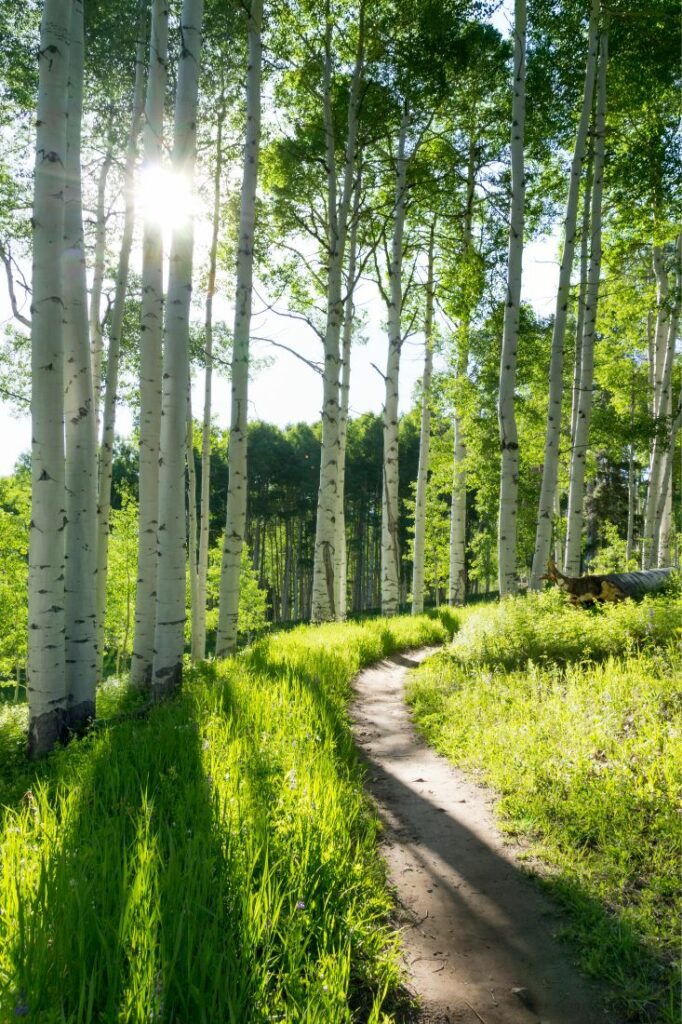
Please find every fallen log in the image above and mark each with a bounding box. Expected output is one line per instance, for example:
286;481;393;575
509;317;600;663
542;561;676;604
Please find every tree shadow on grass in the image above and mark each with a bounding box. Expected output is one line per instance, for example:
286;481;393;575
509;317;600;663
2;687;254;1023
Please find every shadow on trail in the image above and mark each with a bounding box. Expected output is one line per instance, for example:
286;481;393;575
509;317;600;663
353;654;666;1024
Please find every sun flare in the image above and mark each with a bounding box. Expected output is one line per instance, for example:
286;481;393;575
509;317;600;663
137;167;195;231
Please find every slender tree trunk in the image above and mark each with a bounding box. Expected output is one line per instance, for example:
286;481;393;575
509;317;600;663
652;397;681;565
131;0;169;688
626;384;636;564
412;221;436;614
311;4;364;621
187;406;200;657
530;0;599;589
152;0;204;695
570;147;594;447
215;0;262;656
448;146;476;606
27;0;71;757
335;175;361;618
195;104;225;660
564;32;608;576
642;236;680;567
381;108;409;617
63;0;98;732
95;13;147;681
90;143;113;435
497;0;527;597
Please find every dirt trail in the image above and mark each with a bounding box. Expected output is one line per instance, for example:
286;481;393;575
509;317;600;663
350;649;621;1024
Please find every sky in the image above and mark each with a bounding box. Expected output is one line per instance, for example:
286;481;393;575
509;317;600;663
0;0;561;476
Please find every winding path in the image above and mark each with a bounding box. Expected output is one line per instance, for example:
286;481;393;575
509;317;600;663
350;649;622;1024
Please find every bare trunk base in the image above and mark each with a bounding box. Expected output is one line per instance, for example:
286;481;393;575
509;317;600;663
153;663;182;701
67;699;96;736
27;708;68;759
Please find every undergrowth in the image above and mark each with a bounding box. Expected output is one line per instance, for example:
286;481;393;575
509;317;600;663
407;592;682;1023
0;610;454;1023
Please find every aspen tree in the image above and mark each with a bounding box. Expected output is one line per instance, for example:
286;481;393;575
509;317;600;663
448;147;476;607
27;0;71;757
335;177;362;619
90;142;113;435
412;221;436;614
310;3;364;622
194;99;226;660
497;0;526;597
95;13;147;681
131;0;169;688
564;31;608;576
152;0;204;693
529;0;599;590
63;0;98;731
215;0;262;657
569;145;594;448
380;108;409;617
642;236;680;567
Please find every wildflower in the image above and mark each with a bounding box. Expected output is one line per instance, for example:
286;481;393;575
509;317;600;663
295;900;305;911
202;738;210;751
288;769;297;790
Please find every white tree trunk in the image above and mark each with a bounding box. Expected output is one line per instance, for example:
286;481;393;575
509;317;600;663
626;388;636;563
381;109;409;617
27;0;71;757
131;0;169;688
412;222;436;615
95;19;147;681
642;237;680;567
187;403;200;654
335;175;361;618
569;149;594;447
652;397;681;566
529;0;599;590
448;146;476;607
90;144;113;436
214;0;262;656
497;0;526;597
564;32;608;576
195;105;225;660
152;0;204;693
63;0;98;731
311;5;364;621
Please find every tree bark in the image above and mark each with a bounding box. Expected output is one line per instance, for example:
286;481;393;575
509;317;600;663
564;31;608;576
195;101;225;660
95;11;147;681
63;0;98;732
311;2;364;621
27;0;71;757
381;108;409;617
642;235;680;567
90;142;113;436
530;0;599;590
215;0;262;656
497;0;526;597
335;173;361;618
569;144;594;447
448;145;476;607
412;221;436;614
152;0;204;695
131;0;169;688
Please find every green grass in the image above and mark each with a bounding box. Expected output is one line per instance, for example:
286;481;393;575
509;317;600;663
0;611;454;1023
407;592;682;1023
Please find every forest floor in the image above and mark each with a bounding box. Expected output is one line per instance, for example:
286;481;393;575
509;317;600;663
351;649;622;1024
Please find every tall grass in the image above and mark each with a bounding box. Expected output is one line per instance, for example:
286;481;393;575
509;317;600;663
408;593;682;1023
0;611;454;1023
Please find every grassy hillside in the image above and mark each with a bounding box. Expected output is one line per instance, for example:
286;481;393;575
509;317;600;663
407;592;682;1024
0;612;455;1023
